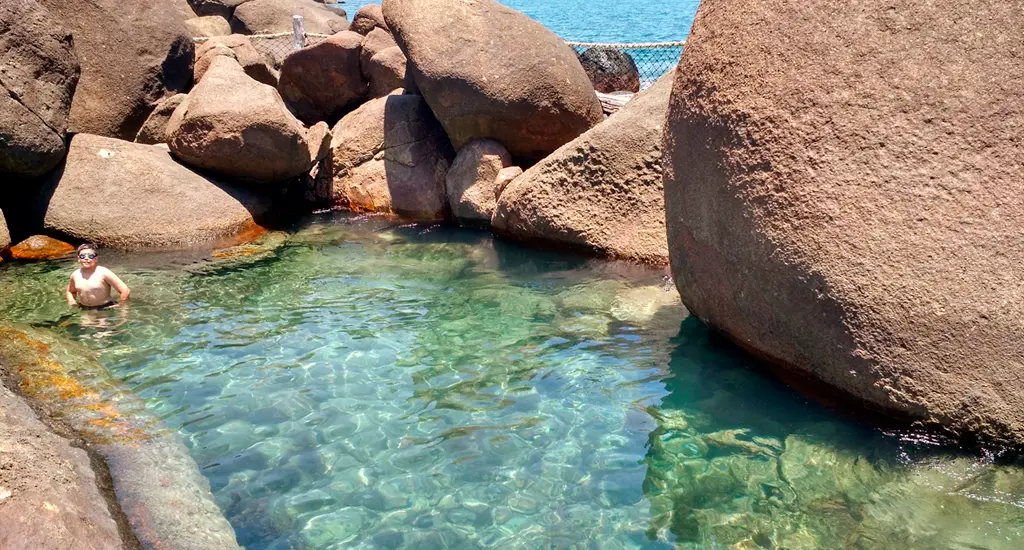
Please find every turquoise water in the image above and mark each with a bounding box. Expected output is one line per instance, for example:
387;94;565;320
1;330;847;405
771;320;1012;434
2;215;1023;549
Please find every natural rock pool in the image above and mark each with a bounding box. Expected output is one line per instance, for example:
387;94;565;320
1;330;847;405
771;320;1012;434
1;214;1022;549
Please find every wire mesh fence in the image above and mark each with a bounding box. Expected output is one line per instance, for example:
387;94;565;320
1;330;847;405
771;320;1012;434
194;32;683;90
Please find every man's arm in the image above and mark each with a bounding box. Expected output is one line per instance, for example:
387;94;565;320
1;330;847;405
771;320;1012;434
104;268;131;301
66;275;78;306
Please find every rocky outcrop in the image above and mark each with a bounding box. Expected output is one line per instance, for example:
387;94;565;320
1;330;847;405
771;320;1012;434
278;31;367;124
230;0;347;35
446;139;512;226
195;34;278;87
187;0;246;19
0;380;126;550
34;133;268;248
168;56;330;183
359;27;398;69
351;4;388;35
135;94;187;144
383;0;602;161
9;235;75;260
493;71;673;264
185;15;232;37
663;0;1024;445
0;0;80;179
578;48;640;93
37;0;194;141
328;94;453;220
364;47;407;98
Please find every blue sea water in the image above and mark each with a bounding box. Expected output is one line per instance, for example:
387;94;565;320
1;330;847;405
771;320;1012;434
349;0;698;43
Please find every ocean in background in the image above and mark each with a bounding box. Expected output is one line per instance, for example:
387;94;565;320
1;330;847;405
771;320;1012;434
348;0;699;43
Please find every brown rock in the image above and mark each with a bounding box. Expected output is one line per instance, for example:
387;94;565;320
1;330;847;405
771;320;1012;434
279;31;368;124
0;382;125;550
446;139;511;226
365;47;407;99
185;15;232;37
383;0;602;161
359;27;398;69
663;0;1024;445
493;71;673;264
10;235;75;260
493;166;521;200
37;133;269;248
351;4;388;35
135;94;188;144
230;0;347;34
187;0;247;19
578;48;640;93
0;0;80;178
195;34;277;86
168;56;330;183
0;210;9;257
37;0;194;141
329;94;453;220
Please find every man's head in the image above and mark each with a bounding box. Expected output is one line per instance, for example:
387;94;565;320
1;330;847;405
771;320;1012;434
77;243;98;268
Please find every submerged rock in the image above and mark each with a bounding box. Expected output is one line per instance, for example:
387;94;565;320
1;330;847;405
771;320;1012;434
578;48;640;93
663;0;1024;445
0;324;243;550
37;0;193;140
493;71;674;264
168;56;330;183
37;133;270;248
0;0;80;179
383;0;603;160
9;235;75;261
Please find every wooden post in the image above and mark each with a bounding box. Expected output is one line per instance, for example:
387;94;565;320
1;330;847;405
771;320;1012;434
292;15;305;51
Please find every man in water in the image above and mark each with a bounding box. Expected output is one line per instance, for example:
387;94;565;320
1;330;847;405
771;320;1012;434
66;243;131;308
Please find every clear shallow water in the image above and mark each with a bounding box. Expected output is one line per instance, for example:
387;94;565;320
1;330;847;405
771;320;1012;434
1;215;1023;549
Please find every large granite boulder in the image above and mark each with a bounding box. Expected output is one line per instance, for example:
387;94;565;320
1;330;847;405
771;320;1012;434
168;56;330;183
328;94;453;220
195;34;277;86
493;71;673;264
187;0;247;19
185;15;233;37
364;47;407;98
351;4;388;35
359;27;398;67
0;381;125;550
0;0;80;179
37;0;194;141
35;134;269;248
231;0;347;34
663;0;1024;445
446;139;512;226
135;94;187;144
578;48;640;93
382;0;602;161
278;31;367;124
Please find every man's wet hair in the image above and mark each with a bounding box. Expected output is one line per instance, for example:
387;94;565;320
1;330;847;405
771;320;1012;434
77;243;98;253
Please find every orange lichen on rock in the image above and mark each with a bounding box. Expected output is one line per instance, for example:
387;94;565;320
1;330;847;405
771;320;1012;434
10;235;76;261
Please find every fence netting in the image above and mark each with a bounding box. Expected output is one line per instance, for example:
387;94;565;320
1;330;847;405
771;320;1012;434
195;33;683;89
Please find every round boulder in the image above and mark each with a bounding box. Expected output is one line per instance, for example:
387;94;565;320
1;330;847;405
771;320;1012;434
278;31;368;124
168;56;330;183
382;0;603;161
351;4;388;35
185;15;233;37
578;48;640;93
359;27;398;68
36;134;269;248
365;47;407;99
445;139;511;226
195;34;278;87
230;0;347;35
135;94;187;144
0;0;80;179
664;0;1024;444
494;71;673;264
37;0;193;141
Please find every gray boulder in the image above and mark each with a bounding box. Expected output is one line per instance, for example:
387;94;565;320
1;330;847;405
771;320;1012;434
493;71;673;264
664;0;1024;444
231;0;347;34
37;0;193;141
36;133;269;248
446;139;512;226
0;0;80;179
168;56;330;183
328;94;453;220
187;0;247;19
578;48;640;93
383;0;602;160
135;94;187;144
278;31;367;124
